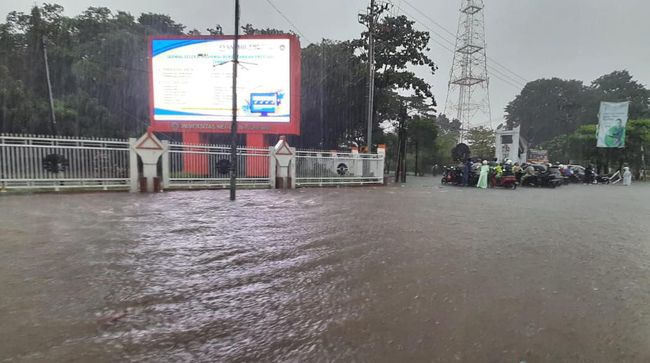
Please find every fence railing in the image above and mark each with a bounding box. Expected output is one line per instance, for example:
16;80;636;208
167;142;271;189
1;134;130;191
1;133;385;192
295;150;384;186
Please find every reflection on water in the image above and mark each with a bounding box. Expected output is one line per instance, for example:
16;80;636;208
1;183;650;362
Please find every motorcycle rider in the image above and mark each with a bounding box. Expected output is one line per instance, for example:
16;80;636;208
584;164;595;184
522;163;536;185
513;162;522;182
503;160;514;176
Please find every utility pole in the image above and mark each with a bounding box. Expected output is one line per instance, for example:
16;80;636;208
395;101;407;183
42;36;57;135
229;0;240;201
366;0;376;154
359;0;389;153
641;145;646;181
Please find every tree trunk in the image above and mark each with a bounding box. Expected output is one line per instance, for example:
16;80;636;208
394;130;402;183
415;140;419;176
400;129;407;183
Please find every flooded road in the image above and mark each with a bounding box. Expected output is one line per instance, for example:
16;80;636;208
1;179;650;362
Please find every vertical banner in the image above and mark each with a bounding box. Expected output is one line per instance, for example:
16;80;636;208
597;101;629;148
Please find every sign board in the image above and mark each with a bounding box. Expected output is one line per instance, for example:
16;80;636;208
597;101;629;148
527;149;549;164
148;35;301;135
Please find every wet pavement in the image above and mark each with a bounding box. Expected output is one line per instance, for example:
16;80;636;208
1;178;650;362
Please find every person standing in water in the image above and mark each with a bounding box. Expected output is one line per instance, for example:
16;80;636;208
477;160;489;189
623;166;632;186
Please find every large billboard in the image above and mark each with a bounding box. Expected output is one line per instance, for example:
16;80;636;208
597;101;629;148
148;35;301;135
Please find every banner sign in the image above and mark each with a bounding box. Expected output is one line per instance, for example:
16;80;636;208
147;35;302;136
597;101;629;148
527;149;548;164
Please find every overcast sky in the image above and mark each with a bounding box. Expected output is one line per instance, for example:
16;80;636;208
3;0;649;127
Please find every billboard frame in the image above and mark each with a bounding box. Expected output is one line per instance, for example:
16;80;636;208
147;34;301;136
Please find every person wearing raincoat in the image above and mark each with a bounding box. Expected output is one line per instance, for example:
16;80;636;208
623;167;632;186
477;160;489;189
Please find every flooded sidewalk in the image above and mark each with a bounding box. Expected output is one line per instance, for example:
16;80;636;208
1;180;650;362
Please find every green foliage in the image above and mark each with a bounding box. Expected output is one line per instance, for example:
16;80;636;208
542;120;649;176
0;4;181;136
436;114;461;135
355;14;438;143
506;71;650;147
298;40;367;149
433;132;458;167
241;24;295;37
592;71;650;119
0;4;439;151
505;78;596;145
466;126;495;159
407;115;438;174
138;13;185;35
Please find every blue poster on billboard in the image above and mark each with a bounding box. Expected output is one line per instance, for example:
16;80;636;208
151;38;291;123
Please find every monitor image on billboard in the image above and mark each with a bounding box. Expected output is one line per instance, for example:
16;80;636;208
148;35;300;135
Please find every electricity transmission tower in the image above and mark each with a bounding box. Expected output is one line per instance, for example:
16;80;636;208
444;0;491;143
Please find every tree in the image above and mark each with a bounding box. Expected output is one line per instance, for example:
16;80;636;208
591;70;650;119
0;4;186;136
407;114;437;176
505;78;596;146
505;71;650;147
387;96;437;181
206;25;223;35
542;119;649;178
241;23;295;36
356;15;438;146
138;13;185;35
436;113;461;135
466;126;495;159
298;40;367;149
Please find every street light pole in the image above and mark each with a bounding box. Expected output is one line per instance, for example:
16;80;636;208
42;36;57;135
366;0;376;153
229;0;240;201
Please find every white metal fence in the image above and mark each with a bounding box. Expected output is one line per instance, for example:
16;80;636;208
167;142;271;189
0;133;385;193
295;150;384;186
0;134;130;191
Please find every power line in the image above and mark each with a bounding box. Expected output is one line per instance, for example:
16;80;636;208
400;0;529;84
264;0;312;44
394;4;525;90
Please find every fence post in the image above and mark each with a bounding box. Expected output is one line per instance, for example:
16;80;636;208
269;146;276;189
129;138;139;192
377;144;386;183
161;140;170;191
289;147;296;189
351;147;363;177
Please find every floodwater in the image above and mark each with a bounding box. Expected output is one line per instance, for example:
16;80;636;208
1;179;650;362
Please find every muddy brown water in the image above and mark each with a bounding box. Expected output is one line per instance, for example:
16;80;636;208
1;179;650;362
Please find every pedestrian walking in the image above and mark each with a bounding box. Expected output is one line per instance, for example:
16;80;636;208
463;159;472;186
623;167;632;186
477;160;489;189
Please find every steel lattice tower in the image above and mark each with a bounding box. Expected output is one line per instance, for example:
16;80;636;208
444;0;491;142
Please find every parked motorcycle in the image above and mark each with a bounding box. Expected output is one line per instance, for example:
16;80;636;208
521;169;563;188
490;174;518;189
441;166;463;185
